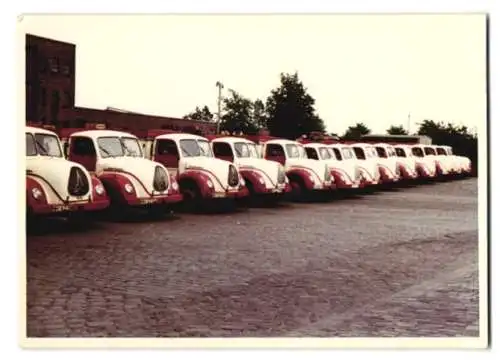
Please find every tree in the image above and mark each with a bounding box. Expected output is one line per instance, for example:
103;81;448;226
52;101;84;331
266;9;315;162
183;105;214;122
417;119;478;175
386;125;408;135
342;122;371;139
252;99;268;129
220;89;259;134
265;72;325;139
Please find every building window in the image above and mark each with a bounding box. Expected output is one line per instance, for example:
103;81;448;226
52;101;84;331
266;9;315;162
39;58;47;73
62;64;70;76
40;87;47;107
63;91;72;108
50;90;60;123
49;58;59;73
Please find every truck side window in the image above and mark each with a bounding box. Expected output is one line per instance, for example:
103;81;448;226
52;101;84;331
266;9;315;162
395;148;405;157
213;142;233;157
332;148;342;160
266;144;284;157
305;148;319;160
71;137;95;156
353;147;365;160
157;139;179;157
375;147;387;158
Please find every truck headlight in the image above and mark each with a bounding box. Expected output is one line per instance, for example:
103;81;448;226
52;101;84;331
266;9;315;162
172;181;179;191
259;177;265;184
324;166;331;181
95;184;105;195
207;180;214;188
124;183;134;193
32;187;42;200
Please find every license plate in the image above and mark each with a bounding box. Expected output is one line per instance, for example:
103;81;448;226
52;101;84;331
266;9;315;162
54;205;71;212
139;198;157;205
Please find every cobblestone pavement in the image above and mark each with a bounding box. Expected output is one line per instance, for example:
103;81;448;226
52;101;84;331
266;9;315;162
26;178;479;337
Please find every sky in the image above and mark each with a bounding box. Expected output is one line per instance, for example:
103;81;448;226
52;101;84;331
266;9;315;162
20;14;487;135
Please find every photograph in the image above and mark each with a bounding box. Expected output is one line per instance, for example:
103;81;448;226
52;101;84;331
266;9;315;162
19;13;487;348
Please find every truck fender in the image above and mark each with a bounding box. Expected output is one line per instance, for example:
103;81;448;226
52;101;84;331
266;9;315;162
99;172;138;204
178;170;214;199
330;168;352;187
287;169;315;191
90;175;110;202
239;169;267;193
26;175;48;208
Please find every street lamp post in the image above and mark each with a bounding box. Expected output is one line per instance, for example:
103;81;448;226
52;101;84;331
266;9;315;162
216;81;224;134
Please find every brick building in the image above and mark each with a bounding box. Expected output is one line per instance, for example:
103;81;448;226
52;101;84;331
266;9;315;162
25;34;76;126
25;34;216;134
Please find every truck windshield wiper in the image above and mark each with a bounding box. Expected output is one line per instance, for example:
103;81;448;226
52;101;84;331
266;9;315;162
34;139;49;156
99;145;113;157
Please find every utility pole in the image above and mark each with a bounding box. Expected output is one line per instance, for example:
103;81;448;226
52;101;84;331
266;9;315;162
407;112;411;135
216;81;224;134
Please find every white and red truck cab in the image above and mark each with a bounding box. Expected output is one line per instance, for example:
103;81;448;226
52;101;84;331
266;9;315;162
61;127;182;213
208;135;291;197
372;143;401;184
248;137;334;197
409;144;438;179
349;142;381;186
26;125;110;218
327;142;379;187
439;145;472;176
142;131;248;204
421;144;454;178
431;145;458;176
301;142;361;189
392;144;419;180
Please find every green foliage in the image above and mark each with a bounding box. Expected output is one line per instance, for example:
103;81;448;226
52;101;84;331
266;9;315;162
417;119;478;173
252;99;268;129
183;106;214;122
265;72;325;139
342;122;371;139
220;90;259;134
386;125;408;135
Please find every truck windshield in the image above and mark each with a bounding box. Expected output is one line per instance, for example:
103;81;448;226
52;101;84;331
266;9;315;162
179;139;213;157
319;147;332;160
234;142;259;158
286;144;307;159
387;147;396;157
97;136;142;158
370;147;379;158
26;133;63;157
121;137;143;157
342;147;354;159
247;143;260;158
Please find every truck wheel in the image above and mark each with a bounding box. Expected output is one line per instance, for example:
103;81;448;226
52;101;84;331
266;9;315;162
105;186;128;221
289;178;306;202
181;182;202;212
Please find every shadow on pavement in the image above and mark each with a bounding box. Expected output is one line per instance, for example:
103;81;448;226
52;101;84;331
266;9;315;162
26;215;106;236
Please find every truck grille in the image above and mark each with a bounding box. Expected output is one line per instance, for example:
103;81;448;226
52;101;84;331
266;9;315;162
277;168;286;184
228;165;239;187
67;166;89;196
153;166;169;191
